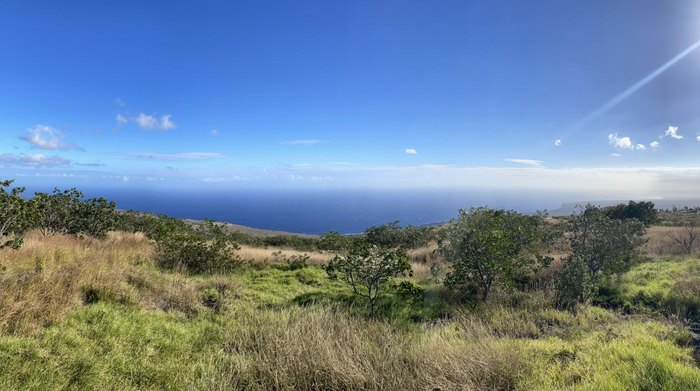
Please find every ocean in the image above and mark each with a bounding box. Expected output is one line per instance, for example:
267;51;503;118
63;187;570;235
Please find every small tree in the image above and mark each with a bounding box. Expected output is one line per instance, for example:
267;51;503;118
325;244;411;313
438;208;553;301
0;179;30;249
605;200;658;226
72;196;116;239
155;219;241;274
556;205;646;310
667;223;697;256
30;188;116;238
364;221;432;249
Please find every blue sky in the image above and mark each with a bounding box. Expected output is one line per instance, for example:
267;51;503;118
2;0;700;199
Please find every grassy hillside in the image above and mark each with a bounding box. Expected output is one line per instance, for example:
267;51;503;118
1;231;699;390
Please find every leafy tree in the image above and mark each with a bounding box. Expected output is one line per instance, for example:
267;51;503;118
605;200;658;226
438;208;554;301
30;188;115;238
325;243;411;312
555;205;646;310
73;196;116;239
364;221;432;249
30;188;80;236
318;231;355;251
0;179;31;249
155;219;241;274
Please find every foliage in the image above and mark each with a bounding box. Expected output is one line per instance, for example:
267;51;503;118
325;244;411;312
30;188;116;238
115;211;194;238
154;219;242;274
364;220;433;249
556;205;646;310
318;231;354;251
0;179;30;249
605;200;658;226
439;208;554;301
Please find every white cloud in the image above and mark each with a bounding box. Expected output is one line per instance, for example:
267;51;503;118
121;152;225;160
135;113;158;129
636;144;646;150
554;139;562;146
650;141;660;149
116;114;128;125
696;135;700;142
608;133;634;149
663;126;683;139
160;114;176;130
284;139;322;145
0;153;71;167
211;129;220;136
610;153;621;157
134;113;176;130
505;158;543;166
20;125;84;151
405;148;417;155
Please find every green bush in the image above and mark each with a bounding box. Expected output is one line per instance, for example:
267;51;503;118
155;220;241;274
325;244;411;313
0;179;31;249
30;188;116;239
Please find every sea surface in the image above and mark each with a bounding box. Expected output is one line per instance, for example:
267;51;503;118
63;187;571;235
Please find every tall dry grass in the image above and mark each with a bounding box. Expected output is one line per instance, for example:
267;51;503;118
0;231;229;334
193;305;525;391
644;226;700;256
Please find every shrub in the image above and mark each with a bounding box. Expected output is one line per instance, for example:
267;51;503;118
325;244;411;313
0;179;31;249
556;205;646;310
439;208;554;301
30;188;116;238
605;200;658;226
155;220;241;274
364;221;433;249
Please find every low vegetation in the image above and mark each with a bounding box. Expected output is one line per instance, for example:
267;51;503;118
0;178;699;389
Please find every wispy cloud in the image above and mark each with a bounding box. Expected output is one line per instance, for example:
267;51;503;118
0;153;71;167
120;152;225;160
114;98;126;107
650;141;661;149
135;113;176;131
20;125;84;151
405;148;417;155
554;139;562;146
116;114;128;125
210;129;220;136
505;158;543;166
284;139;322;145
662;126;683;139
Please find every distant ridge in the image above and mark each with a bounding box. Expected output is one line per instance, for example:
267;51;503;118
549;199;700;216
183;219;318;238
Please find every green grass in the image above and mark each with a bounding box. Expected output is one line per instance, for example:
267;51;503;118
1;247;699;389
601;257;700;321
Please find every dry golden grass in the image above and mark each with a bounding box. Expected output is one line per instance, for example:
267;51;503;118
194;306;525;390
644;226;699;256
0;231;231;334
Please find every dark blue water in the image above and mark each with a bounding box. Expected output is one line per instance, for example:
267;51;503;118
57;187;567;234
